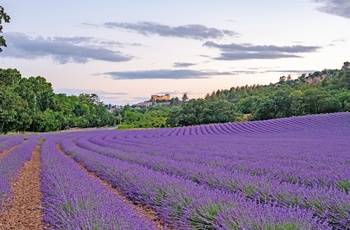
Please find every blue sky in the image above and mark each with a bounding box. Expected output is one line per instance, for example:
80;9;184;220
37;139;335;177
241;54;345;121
1;0;350;105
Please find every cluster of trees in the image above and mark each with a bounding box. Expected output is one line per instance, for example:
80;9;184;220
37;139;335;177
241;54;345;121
166;99;237;126
114;105;172;129
113;92;189;129
166;64;350;126
2;65;349;133
0;5;11;52
0;69;115;133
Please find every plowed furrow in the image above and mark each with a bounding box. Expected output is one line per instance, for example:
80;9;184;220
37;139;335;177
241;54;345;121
56;143;168;229
0;145;44;230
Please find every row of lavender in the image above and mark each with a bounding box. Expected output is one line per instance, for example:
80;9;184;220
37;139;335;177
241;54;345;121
85;132;350;190
63;112;350;229
1;113;349;229
39;136;155;229
74;134;350;227
60;137;327;229
78;113;350;193
0;137;37;217
0;136;23;153
110;112;349;139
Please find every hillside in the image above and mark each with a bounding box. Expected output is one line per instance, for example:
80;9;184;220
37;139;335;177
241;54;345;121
166;62;350;126
1;63;350;133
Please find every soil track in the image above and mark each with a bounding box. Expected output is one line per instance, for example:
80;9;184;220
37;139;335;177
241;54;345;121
0;144;21;160
56;143;168;229
0;145;44;230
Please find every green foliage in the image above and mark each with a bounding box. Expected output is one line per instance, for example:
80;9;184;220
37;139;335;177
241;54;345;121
264;222;302;230
191;203;223;229
1;63;350;132
0;68;116;133
0;86;31;134
166;99;237;126
116;105;171;129
236;97;256;114
0;5;10;52
165;64;350;126
337;180;350;194
15;76;55;112
31;109;61;132
0;69;21;87
251;97;276;120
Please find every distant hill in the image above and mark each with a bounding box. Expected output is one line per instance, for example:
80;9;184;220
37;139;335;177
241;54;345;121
166;62;350;126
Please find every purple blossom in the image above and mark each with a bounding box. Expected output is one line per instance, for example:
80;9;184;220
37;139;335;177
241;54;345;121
40;138;156;229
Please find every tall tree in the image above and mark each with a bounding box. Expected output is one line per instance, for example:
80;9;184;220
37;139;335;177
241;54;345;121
0;87;31;133
15;76;55;112
0;68;22;87
0;6;10;52
182;92;189;102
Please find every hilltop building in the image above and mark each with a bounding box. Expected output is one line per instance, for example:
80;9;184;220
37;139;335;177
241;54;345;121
131;94;171;108
151;94;170;102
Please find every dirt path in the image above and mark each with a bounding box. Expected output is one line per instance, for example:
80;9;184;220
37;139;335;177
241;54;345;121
0;144;21;160
0;145;44;230
56;143;169;229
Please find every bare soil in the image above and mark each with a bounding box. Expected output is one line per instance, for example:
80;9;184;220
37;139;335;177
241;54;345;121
0;145;44;230
0;144;21;160
56;143;170;229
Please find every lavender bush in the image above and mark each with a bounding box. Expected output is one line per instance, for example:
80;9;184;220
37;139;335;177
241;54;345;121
0;139;38;216
59;112;350;229
60;137;327;229
2;112;348;229
40;138;156;230
0;136;24;154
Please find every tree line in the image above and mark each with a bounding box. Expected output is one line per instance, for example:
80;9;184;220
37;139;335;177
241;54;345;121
166;63;350;126
1;65;350;133
0;69;115;133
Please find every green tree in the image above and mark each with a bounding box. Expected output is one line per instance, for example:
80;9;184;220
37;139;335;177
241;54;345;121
170;97;181;106
166;108;181;127
208;100;236;123
302;89;341;114
52;94;77;129
15;76;55;112
289;90;304;116
0;87;31;133
93;103;112;127
179;99;205;125
335;91;350;111
166;99;237;126
182;92;189;102
31;109;61;132
339;70;350;87
273;90;292;117
236;97;257;114
120;105;141;125
251;97;276;120
0;6;10;52
0;69;21;87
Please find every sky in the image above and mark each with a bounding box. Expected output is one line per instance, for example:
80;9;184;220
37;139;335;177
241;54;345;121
1;0;350;105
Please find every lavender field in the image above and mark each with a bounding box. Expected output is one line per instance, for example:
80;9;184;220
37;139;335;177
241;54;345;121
1;112;350;229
